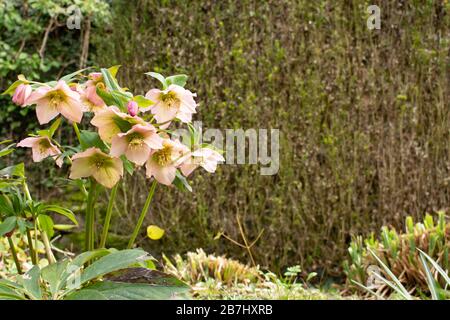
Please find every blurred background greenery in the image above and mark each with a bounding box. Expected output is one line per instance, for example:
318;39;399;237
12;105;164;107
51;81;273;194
1;0;449;279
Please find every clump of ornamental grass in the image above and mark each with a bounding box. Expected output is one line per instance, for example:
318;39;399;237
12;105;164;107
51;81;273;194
344;211;450;297
163;248;260;286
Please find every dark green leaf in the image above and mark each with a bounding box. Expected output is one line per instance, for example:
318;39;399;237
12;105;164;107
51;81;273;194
79;130;108;152
0;216;17;237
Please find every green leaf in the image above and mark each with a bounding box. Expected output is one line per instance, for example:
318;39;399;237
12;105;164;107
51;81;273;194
53;224;77;231
173;170;192;192
1;78;26;96
96;86;116;106
0;143;15;158
60;68;92;83
165;74;188;87
367;248;412;299
121;156;134;175
145;72;167;89
0;163;25;178
68;280;190;300
21;266;42;300
101;68;121;92
133;95;154;109
37;214;54;238
419;253;439;300
48;118;62;137
79;130;107;152
41;260;70;298
42;205;78;225
80;249;149;285
65;289;107;300
108;65;121;78
0;216;17;237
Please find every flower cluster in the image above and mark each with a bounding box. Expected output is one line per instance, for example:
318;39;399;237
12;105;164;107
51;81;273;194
6;67;223;189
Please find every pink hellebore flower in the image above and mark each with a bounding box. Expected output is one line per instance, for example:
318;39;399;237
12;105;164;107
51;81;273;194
180;148;225;176
146;139;190;185
69;147;123;188
144;84;197;125
17;136;63;167
110;124;163;166
26;80;83;124
84;72;105;108
91;106;145;143
12;84;32;106
127;101;139;117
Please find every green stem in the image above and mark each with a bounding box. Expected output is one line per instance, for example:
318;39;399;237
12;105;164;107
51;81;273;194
26;229;37;265
72;122;81;144
85;179;98;251
41;231;56;264
127;180;157;249
99;183;119;248
23;181;55;263
7;237;23;274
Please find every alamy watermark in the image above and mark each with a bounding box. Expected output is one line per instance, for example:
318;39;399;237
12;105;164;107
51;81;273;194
172;121;280;176
66;5;82;30
367;5;381;30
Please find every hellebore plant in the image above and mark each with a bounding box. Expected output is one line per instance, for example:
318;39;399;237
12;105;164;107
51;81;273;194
2;66;224;266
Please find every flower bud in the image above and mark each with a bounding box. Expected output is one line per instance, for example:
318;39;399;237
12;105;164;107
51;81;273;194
127;100;139;117
12;83;32;106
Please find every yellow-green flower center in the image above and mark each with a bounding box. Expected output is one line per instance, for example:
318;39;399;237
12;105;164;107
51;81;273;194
160;91;179;109
46;89;67;108
38;138;52;153
89;154;111;169
127;133;144;148
152;145;173;166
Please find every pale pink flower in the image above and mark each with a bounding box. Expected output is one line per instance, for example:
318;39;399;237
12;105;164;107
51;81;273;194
12;84;32;106
84;72;105;108
127;101;138;117
110;124;163;166
146;139;190;185
69;147;123;188
73;84;106;114
179;148;224;176
26;80;83;124
91;106;145;143
144;84;197;125
17;136;63;167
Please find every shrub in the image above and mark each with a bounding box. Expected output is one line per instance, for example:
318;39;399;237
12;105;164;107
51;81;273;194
343;211;450;296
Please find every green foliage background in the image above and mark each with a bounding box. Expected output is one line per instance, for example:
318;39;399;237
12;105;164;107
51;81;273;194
2;0;449;276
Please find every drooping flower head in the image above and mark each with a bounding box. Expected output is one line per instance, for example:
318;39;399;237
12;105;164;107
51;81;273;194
84;72;106;110
144;84;197;125
146;139;190;185
110;124;163;166
12;84;32;106
26;80;84;124
17;136;63;167
69;147;123;188
91;106;145;143
179;147;225;176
